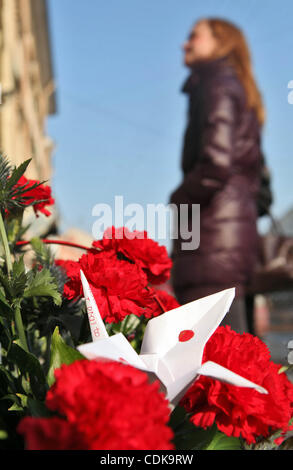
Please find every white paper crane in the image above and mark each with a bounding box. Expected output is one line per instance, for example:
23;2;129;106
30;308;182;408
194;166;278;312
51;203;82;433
77;270;267;405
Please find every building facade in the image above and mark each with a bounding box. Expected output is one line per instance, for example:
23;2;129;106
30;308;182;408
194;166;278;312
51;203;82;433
0;0;56;182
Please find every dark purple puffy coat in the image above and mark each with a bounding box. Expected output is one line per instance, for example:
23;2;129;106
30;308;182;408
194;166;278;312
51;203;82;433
170;57;262;301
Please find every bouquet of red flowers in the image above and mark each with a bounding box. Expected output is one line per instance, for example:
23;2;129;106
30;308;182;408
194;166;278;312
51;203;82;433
0;155;292;451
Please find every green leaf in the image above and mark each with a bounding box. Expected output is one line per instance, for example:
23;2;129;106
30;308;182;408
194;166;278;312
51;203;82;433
29;237;67;294
47;327;84;387
24;268;62;306
8;403;23;412
170;409;241;450
12;255;26;278
203;429;242;450
0;285;11;309
58;313;84;342
0;154;49;215
2;393;27;412
0;366;15;386
0;257;27;301
0;430;8;440
7;342;48;400
169;404;187;429
0;366;18;398
1;394;22;406
0;154;12;183
30;237;52;266
5;159;31;191
120;314;140;335
27;397;51;417
170;407;219;450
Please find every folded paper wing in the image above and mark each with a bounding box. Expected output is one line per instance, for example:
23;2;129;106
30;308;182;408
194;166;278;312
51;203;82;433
78;270;268;405
164;360;268;406
140;288;236;374
77;334;168;396
197;361;268;394
77;332;147;369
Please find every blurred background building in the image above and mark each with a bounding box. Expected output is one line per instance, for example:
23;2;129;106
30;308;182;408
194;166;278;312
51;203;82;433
0;0;59;237
0;0;93;255
0;0;56;180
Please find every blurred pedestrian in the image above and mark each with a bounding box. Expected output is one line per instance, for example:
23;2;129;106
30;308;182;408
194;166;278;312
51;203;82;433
170;18;265;333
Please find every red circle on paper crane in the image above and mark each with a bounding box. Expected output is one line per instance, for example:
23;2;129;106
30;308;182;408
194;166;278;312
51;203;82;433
179;330;194;342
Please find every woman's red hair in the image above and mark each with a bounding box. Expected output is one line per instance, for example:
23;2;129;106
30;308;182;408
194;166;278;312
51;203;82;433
202;18;265;126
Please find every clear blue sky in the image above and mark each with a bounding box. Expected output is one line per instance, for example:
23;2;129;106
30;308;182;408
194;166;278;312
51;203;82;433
46;0;293;247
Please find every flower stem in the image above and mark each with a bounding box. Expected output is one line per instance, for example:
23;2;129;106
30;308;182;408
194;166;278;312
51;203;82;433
14;303;29;353
16;239;99;252
0;211;12;275
0;213;28;351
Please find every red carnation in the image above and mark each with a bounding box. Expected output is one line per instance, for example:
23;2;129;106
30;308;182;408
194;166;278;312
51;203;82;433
93;226;172;285
57;251;154;323
55;259;82;299
56;228;174;323
144;288;180;318
154;289;180;311
16;175;54;216
18;417;87;450
180;326;293;444
18;359;174;450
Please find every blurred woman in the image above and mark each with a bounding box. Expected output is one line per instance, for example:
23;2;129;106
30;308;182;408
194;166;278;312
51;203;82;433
170;18;265;333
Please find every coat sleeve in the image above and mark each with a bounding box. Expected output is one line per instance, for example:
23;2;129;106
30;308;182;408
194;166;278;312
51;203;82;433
171;86;236;206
